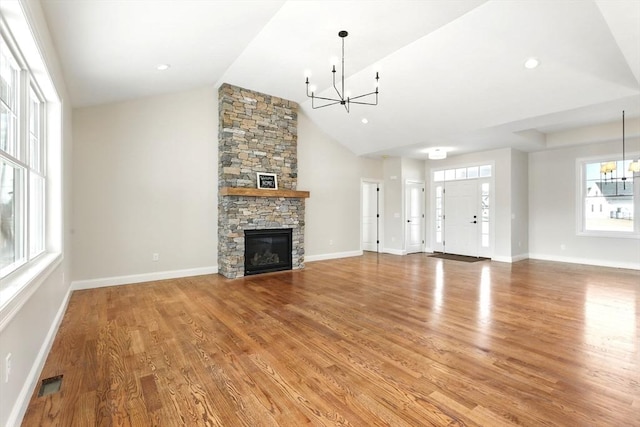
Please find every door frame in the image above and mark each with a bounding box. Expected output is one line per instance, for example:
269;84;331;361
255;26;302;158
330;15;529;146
360;179;384;253
429;164;495;259
404;180;425;254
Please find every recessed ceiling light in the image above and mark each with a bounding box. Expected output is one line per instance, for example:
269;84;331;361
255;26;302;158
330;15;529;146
524;57;539;69
156;64;171;71
361;118;369;124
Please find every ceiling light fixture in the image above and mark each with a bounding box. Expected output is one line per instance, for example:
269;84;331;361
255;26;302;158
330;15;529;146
361;118;369;124
428;148;447;160
156;64;170;71
524;57;539;69
305;30;379;113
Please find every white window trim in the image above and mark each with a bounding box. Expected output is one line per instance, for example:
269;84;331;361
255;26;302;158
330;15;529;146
0;1;63;330
576;154;640;239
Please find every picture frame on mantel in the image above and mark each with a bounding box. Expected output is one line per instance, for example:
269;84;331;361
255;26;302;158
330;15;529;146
256;172;278;190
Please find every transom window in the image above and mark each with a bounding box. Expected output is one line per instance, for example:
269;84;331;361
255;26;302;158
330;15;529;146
434;164;492;182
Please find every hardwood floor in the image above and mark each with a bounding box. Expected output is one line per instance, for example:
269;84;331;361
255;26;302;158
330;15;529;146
22;253;640;426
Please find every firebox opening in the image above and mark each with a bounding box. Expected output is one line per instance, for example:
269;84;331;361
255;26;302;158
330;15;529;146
244;228;293;275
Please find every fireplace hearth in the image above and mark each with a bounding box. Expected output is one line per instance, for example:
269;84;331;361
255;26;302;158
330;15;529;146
244;229;293;275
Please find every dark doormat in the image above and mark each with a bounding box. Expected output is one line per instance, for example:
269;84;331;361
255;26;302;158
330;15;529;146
429;253;490;263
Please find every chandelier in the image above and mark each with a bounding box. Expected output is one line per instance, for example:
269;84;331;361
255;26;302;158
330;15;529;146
305;30;379;113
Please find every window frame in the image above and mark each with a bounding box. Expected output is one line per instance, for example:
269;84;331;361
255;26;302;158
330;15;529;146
0;3;59;322
576;155;640;239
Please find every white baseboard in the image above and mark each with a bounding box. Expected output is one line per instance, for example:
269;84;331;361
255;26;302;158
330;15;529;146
489;253;529;263
528;253;640;270
511;253;530;262
7;286;72;427
306;250;363;262
382;248;406;256
71;266;219;290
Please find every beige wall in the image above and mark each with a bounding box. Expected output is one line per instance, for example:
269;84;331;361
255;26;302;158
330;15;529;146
72;87;218;281
71;90;384;279
297;111;383;258
529;138;640;268
383;157;403;252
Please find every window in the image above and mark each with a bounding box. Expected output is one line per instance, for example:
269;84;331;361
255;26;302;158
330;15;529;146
435;185;443;243
434;165;492;182
0;33;46;280
580;158;638;236
481;182;490;247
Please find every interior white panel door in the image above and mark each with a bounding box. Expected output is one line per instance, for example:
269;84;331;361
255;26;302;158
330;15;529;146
444;180;478;256
405;181;424;254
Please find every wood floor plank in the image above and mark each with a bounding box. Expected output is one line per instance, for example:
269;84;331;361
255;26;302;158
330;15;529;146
21;254;640;426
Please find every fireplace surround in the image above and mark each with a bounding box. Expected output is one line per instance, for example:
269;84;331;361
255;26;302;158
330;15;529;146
217;83;309;278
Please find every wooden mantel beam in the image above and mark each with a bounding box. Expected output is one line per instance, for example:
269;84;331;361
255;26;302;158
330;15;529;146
219;187;310;199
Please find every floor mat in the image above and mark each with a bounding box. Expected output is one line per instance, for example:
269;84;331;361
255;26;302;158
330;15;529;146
428;253;490;263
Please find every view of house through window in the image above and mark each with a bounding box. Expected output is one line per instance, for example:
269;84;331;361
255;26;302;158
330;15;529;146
583;160;636;233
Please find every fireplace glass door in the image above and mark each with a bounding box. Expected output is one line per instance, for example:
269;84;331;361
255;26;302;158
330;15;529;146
244;228;293;275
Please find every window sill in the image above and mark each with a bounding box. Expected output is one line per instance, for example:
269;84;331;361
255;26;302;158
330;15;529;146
0;252;63;332
577;230;640;239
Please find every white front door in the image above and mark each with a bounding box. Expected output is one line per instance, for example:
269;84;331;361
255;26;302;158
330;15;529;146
443;180;479;256
405;181;424;254
362;181;379;252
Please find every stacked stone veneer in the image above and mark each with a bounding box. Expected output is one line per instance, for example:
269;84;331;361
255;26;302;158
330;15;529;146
218;83;304;278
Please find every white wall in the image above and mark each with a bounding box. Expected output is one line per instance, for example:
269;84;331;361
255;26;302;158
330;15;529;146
71;87;219;284
0;1;73;426
402;157;424;182
378;157;426;255
383;157;403;253
297;111;383;259
511;149;529;260
529;138;640;268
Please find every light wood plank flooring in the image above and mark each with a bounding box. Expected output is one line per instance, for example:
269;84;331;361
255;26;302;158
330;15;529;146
22;254;640;426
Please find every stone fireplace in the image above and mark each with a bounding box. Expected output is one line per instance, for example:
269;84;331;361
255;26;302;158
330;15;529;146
217;83;309;278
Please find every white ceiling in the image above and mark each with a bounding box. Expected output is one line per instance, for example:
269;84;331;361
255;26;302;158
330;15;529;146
40;0;640;159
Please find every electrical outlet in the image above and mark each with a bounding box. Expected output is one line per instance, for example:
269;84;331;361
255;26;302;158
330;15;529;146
329;239;334;245
5;353;11;383
152;253;159;262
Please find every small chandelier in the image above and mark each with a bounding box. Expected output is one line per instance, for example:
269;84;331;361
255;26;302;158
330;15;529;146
600;110;640;188
305;30;379;113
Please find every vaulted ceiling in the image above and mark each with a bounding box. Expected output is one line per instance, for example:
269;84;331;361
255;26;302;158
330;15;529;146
40;0;640;159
